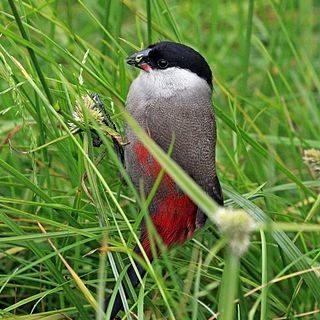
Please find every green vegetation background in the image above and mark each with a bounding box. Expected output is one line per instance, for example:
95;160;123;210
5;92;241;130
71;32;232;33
0;1;319;319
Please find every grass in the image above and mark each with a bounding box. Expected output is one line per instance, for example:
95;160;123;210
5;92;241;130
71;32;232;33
0;0;320;319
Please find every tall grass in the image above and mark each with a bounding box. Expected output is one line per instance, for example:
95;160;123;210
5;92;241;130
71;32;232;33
0;0;319;319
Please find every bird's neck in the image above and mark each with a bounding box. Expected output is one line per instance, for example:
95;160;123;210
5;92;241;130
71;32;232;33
135;67;212;100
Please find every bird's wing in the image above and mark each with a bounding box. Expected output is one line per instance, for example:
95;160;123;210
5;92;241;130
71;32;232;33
145;99;223;227
195;175;223;228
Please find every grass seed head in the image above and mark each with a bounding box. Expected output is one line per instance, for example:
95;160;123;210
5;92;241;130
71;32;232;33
214;208;257;256
69;95;105;130
303;149;320;177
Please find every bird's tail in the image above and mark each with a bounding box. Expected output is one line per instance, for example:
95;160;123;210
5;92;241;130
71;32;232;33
104;244;152;319
104;218;194;318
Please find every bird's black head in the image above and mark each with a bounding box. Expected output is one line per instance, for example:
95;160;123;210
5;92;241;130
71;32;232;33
126;41;213;88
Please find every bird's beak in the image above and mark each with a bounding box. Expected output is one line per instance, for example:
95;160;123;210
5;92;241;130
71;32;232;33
126;48;152;72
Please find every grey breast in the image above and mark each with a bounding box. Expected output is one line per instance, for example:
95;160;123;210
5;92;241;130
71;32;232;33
124;85;218;205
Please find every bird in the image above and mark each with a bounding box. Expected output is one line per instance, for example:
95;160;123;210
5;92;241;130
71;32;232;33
105;41;223;319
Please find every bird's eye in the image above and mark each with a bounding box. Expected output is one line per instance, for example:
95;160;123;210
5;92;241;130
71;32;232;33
157;59;169;69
